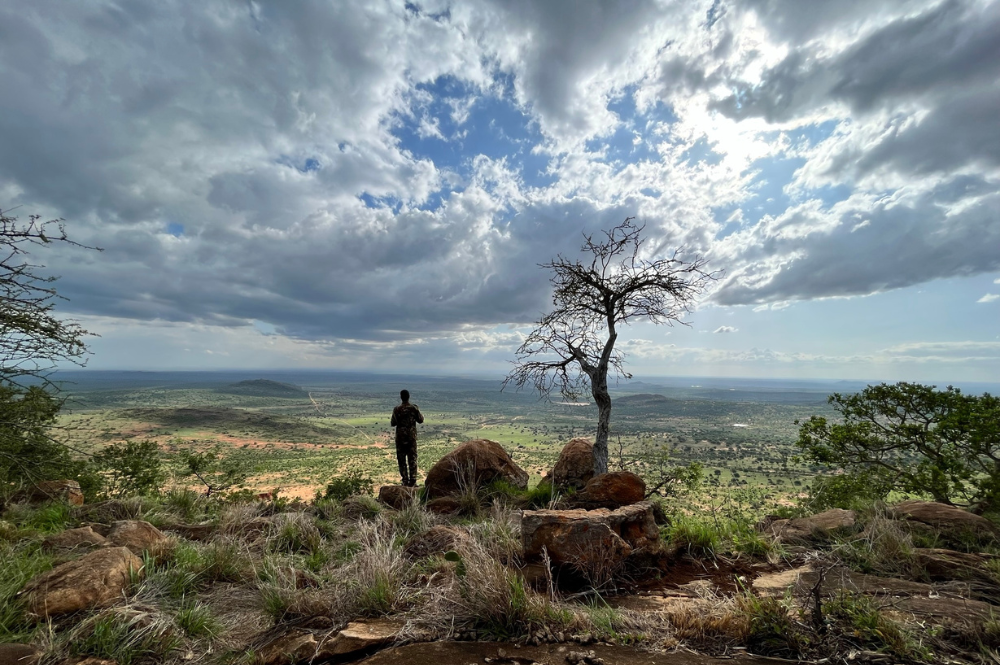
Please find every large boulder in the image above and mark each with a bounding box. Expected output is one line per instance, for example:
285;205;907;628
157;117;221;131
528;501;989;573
424;439;528;499
889;500;999;542
42;526;109;552
521;501;660;568
763;508;856;543
19;546;142;618
377;485;419;510
107;520;169;555
521;507;632;569
12;480;84;506
566;471;646;509
551;438;595;491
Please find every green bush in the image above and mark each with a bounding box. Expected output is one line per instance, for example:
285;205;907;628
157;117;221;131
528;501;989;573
0;541;54;642
324;470;374;501
92;439;164;498
669;517;720;558
826;592;930;660
803;470;894;513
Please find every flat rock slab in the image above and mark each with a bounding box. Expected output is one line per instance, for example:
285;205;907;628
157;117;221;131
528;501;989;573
325;619;403;656
356;641;797;665
890;500;999;540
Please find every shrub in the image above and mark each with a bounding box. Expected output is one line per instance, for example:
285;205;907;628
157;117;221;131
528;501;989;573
669;517;720;558
736;592;806;657
174;601;222;638
803;470;894;513
324;470;374;501
92;440;164;498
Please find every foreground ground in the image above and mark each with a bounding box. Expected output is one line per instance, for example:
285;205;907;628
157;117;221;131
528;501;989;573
1;485;997;665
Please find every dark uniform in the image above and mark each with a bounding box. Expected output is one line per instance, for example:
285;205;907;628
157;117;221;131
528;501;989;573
391;401;424;486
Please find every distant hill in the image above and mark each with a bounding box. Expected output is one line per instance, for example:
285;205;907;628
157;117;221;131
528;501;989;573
217;379;308;398
614;393;671;409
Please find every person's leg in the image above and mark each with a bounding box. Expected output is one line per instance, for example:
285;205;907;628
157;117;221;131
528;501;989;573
395;444;410;485
406;443;418;487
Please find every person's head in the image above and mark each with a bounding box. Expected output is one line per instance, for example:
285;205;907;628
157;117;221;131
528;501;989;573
400;389;410;403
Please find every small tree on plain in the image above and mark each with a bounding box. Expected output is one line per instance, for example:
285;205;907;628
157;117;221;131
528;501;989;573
503;218;717;474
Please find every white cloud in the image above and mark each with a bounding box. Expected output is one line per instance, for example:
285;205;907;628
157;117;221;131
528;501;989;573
978;294;1000;303
713;326;739;333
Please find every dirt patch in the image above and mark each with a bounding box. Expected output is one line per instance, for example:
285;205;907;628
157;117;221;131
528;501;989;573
357;641;790;665
638;555;770;596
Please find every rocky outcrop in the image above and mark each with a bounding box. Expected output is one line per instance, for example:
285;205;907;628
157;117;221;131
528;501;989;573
42;526;109;552
107;520;169;555
13;480;84;506
424;439;528;499
890;500;999;541
763;508;856;543
551;438;595;491
403;525;470;560
378;485;419;510
521;501;660;568
566;472;645;509
19;546;142;618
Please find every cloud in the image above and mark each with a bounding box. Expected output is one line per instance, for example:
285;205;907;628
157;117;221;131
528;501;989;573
978;294;1000;303
0;0;997;369
713;326;739;333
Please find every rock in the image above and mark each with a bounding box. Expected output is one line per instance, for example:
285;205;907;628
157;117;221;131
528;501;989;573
42;526;109;552
566;472;645;509
425;496;462;515
256;628;319;665
107;520;169;555
890;500;999;541
0;644;41;665
19;546;143;618
255;621;402;665
522;508;632;568
763;508;856;543
914;548;997;583
324;619;402;656
424;439;528;499
605;501;660;550
12;480;84;506
377;485;419;510
551;438;595;491
403;525;470;559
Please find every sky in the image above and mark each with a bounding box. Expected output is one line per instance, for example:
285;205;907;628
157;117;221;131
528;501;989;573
1;0;998;383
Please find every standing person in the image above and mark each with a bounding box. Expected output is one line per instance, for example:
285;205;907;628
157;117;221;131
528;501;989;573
391;389;424;487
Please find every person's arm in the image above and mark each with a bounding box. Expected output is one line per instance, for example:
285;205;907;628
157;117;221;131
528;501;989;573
390;407;397;427
415;406;424;424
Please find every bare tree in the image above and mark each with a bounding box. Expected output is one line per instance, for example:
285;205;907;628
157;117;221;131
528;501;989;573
1;209;96;390
503;218;718;474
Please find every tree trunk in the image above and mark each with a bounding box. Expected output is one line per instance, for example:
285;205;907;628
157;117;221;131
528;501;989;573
592;375;611;475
